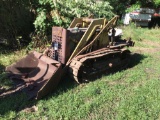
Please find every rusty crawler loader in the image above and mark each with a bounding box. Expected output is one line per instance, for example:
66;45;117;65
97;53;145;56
4;16;134;99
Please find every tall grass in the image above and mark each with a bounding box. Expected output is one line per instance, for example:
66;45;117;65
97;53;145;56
122;23;160;42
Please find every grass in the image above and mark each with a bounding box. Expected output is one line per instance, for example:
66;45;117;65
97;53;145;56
0;25;160;119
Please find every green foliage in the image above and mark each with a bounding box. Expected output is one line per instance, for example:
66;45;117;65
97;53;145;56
105;0;132;14
125;2;141;13
33;0;114;35
129;0;160;8
154;0;160;6
105;0;160;15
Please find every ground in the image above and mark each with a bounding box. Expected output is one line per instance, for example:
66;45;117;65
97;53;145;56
0;25;160;119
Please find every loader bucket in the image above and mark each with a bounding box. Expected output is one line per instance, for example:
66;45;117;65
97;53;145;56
5;51;62;99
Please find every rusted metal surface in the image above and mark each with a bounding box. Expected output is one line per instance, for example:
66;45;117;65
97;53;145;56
44;27;85;64
5;51;62;99
51;27;70;64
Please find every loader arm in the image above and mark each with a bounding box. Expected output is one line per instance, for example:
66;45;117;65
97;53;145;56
67;18;107;63
69;17;95;28
66;16;118;65
76;16;118;56
69;18;83;28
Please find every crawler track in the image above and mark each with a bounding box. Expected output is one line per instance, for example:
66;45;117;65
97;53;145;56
69;48;131;83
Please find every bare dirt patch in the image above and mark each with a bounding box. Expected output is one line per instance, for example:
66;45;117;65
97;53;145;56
133;47;160;54
133;39;160;54
143;40;160;48
107;80;127;86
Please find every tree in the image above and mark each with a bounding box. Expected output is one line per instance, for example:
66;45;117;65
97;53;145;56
154;0;160;7
104;0;132;14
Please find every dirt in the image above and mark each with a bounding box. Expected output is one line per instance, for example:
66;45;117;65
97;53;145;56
21;105;38;113
133;40;160;54
133;47;160;54
143;40;160;48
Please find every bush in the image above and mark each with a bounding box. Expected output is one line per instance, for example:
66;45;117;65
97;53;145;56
26;0;114;48
33;0;114;34
0;0;114;48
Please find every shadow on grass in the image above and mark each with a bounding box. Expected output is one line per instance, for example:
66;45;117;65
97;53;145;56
128;53;147;68
0;53;146;116
107;53;147;76
0;64;36;116
44;53;147;99
45;75;78;99
0;44;26;55
0;75;76;116
0;92;36;115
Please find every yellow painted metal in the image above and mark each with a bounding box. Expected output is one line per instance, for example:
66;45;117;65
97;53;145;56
73;16;119;58
69;17;105;28
69;18;83;28
67;18;106;63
